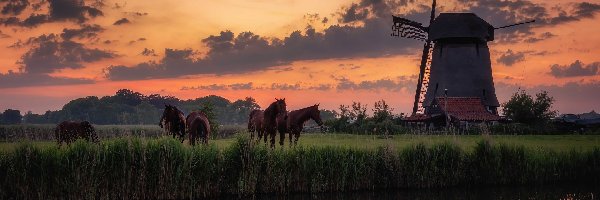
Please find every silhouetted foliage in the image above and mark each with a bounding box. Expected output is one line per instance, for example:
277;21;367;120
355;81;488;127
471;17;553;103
325;100;407;134
0;109;22;124
15;89;261;125
502;90;557;125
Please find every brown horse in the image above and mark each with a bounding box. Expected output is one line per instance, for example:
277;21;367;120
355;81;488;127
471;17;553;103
262;98;287;148
248;109;265;142
159;104;186;143
186;111;211;145
277;104;323;146
55;121;99;147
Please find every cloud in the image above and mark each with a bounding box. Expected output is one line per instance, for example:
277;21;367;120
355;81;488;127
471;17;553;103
20;34;115;74
1;0;29;15
496;49;526;66
0;30;9;38
549;60;600;78
140;48;157;56
0;32;115;88
524;32;556;43
181;82;254;91
339;3;368;23
113;17;129;25
0;0;103;27
335;76;415;91
0;72;93;88
60;24;103;40
308;84;332;91
270;83;301;90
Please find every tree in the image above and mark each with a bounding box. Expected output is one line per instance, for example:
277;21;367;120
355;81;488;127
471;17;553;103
1;109;22;124
372;99;393;123
502;90;557;125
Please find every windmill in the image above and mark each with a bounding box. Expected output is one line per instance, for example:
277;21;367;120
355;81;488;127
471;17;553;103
392;0;534;116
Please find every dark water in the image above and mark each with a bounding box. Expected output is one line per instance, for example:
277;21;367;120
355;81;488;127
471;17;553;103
248;184;599;200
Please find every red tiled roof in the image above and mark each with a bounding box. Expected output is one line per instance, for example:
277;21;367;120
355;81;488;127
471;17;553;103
435;97;501;121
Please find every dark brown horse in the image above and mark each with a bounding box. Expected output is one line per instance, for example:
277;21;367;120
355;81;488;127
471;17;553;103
159;104;186;142
277;104;323;146
248;109;265;142
186;111;211;145
55;121;99;147
262;98;287;148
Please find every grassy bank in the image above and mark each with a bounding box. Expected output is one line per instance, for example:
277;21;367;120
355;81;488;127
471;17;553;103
0;136;599;199
0;124;244;141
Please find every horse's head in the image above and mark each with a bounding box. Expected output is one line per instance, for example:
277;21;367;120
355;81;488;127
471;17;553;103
160;104;179;128
275;98;288;119
311;104;324;126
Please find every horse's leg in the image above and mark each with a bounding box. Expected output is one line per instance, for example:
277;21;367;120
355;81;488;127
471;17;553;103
294;130;300;146
279;131;285;146
269;130;276;148
288;132;293;147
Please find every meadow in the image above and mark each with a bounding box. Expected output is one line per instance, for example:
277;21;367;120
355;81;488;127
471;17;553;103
1;125;599;198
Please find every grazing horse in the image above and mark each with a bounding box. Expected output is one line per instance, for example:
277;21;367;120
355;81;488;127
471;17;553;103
159;104;186;143
186;111;211;145
277;104;324;146
262;98;287;148
248;109;265;142
55;121;99;147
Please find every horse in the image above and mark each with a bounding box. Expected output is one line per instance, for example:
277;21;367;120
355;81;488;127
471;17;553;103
262;98;287;148
55;121;99;147
278;104;324;146
186;111;211;145
248;109;265;142
159;104;186;143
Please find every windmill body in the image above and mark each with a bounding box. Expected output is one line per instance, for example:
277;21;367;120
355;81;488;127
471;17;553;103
423;13;499;114
392;0;534;120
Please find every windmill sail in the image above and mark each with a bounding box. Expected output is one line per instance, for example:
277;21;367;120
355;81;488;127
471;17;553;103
391;16;428;41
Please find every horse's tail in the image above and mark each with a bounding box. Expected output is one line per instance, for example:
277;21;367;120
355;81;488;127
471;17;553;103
201;118;210;142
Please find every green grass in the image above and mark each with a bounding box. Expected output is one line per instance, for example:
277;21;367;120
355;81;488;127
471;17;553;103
1;135;599;198
2;133;599;153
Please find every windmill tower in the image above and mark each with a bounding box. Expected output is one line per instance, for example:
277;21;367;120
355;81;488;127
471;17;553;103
392;0;534;116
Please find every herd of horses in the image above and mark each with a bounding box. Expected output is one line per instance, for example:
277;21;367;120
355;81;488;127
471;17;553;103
53;98;323;148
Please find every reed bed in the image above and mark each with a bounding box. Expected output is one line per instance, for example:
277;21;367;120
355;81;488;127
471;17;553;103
0;136;598;199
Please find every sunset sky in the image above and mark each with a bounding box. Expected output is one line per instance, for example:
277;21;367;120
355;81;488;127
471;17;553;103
0;0;599;115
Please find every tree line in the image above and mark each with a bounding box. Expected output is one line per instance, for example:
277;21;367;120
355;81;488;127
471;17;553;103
2;89;262;125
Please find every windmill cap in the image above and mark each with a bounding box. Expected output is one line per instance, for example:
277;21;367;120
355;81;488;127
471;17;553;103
428;13;494;42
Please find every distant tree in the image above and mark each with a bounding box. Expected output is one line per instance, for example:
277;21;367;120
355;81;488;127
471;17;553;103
372;99;393;123
350;102;368;123
320;109;337;121
1;109;22;124
502;90;557;125
196;102;220;136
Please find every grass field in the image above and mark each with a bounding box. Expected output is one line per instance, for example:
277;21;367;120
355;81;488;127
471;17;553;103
2;133;599;152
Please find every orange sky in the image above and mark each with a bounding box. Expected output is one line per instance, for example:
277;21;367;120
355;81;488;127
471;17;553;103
0;0;599;114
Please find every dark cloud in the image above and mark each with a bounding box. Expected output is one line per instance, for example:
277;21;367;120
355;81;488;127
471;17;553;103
60;24;103;40
336;76;415;91
48;0;103;22
322;17;328;24
549;60;599;78
308;84;332;91
1;0;29;15
140;48;157;56
524;32;556;43
0;0;103;27
339;3;368;23
496;49;526;66
20;34;116;74
271;83;301;90
0;32;115;88
113;17;129;25
181;82;253;91
104;0;600;80
0;72;93;88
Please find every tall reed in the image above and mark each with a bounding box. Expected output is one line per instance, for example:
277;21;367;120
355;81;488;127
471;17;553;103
0;136;598;199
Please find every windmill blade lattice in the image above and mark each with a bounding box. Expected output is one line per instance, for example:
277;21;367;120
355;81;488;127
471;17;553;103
391;16;428;41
